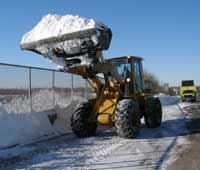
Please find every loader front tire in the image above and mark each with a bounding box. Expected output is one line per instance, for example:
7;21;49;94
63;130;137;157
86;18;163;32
71;101;97;137
144;97;162;128
115;99;140;139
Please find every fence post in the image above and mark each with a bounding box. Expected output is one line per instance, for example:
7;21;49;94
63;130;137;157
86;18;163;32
71;74;73;100
52;70;55;106
85;79;87;99
29;67;32;112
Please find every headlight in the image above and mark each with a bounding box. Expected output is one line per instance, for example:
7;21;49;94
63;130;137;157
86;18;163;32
126;78;131;82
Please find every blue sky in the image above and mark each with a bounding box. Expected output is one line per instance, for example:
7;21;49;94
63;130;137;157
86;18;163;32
0;0;200;86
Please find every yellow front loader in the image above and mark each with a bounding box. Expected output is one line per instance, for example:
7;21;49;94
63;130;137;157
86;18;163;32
21;20;162;139
67;55;162;138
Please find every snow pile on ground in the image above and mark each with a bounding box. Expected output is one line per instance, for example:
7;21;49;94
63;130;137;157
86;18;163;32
2;90;55;113
0;94;84;149
1;89;83;113
0;109;55;149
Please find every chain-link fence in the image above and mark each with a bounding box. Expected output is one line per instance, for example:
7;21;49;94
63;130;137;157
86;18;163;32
0;63;94;114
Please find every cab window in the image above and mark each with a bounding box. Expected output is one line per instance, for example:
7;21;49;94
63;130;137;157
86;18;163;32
110;59;134;95
134;60;143;93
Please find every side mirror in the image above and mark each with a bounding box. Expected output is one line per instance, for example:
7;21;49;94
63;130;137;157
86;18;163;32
144;80;153;93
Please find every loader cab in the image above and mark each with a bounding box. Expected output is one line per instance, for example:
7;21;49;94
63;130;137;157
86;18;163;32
107;56;144;97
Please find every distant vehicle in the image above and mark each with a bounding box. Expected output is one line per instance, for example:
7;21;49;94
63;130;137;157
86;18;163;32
180;80;197;102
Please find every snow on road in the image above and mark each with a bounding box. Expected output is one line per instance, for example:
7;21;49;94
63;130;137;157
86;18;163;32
87;104;189;170
0;99;191;170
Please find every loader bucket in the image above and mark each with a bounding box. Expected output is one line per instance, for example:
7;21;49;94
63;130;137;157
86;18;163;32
20;27;112;67
20;28;112;52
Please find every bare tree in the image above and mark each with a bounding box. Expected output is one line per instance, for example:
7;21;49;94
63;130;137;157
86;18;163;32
143;70;164;94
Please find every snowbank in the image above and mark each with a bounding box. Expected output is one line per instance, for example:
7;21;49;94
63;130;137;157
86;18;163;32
0;95;84;149
0;109;55;148
0;94;180;149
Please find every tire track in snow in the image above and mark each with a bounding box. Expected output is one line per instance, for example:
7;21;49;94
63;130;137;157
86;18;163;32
1;128;130;170
86;104;190;170
73;137;131;170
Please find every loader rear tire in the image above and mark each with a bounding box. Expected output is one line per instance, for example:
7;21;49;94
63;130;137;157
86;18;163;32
115;99;140;139
71;101;97;137
144;97;162;128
